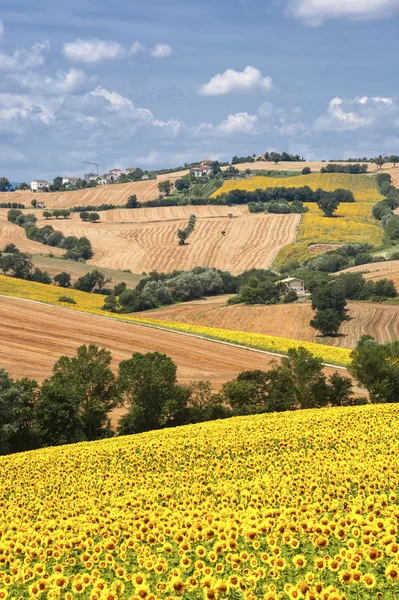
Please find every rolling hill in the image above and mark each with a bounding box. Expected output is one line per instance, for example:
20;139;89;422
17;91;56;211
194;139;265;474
34;206;300;274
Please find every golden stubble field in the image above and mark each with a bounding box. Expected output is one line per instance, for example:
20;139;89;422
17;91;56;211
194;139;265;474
33;206;300;274
146;296;399;350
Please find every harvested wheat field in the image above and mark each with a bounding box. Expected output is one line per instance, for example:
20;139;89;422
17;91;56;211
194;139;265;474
341;261;399;289
228;160;381;174
97;204;248;222
0;209;63;256
147;297;399;349
35;209;300;274
1;171;186;209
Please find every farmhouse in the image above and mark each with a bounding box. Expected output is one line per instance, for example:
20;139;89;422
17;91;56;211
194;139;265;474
125;167;138;175
277;277;306;294
31;180;49;191
190;165;213;178
84;172;97;181
108;168;122;181
200;159;213;166
62;177;79;186
98;177;110;185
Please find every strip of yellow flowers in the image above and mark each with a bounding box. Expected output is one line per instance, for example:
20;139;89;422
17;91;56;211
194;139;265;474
0;275;352;367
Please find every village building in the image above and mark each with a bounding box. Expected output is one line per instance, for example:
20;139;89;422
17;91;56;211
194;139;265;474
31;180;49;191
200;159;213;166
125;167;138;175
84;172;98;181
277;277;306;294
62;177;79;186
190;165;213;178
108;168;122;182
98;177;110;185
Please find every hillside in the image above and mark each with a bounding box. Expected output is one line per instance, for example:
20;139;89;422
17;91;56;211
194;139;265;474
340;260;399;288
147;297;399;349
1;403;399;598
212;172;384;201
33;207;300;274
0;209;64;256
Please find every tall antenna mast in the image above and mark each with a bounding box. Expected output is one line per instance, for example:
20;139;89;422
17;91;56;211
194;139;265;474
82;161;99;176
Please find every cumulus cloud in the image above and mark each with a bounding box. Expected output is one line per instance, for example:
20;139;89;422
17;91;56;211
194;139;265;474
63;39;126;63
286;0;399;25
314;96;395;131
150;43;173;58
199;66;272;96
0;92;56;133
0;41;49;71
12;68;89;95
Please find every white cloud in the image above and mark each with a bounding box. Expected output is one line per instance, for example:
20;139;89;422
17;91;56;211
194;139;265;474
0;41;49;71
287;0;399;25
136;151;162;165
150;43;172;58
12;68;88;95
130;41;145;55
314;96;395;131
152;118;185;136
199;66;273;96
205;112;258;136
0;93;55;133
0;21;4;42
63;39;125;63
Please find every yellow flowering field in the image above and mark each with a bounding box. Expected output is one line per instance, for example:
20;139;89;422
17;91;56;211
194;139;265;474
274;201;383;269
2;404;399;599
0;276;351;366
211;174;384;202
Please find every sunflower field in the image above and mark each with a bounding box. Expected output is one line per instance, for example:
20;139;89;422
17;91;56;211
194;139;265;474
1;404;399;599
211;174;384;203
0;276;351;366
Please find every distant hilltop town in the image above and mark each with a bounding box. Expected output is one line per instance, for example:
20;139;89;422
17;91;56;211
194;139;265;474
30;167;150;192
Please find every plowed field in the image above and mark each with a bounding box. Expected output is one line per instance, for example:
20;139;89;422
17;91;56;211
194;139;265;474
147;297;399;349
34;209;300;274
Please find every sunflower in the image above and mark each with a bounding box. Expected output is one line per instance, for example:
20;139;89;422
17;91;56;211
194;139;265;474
170;576;185;596
362;572;376;589
385;563;399;582
293;554;307;569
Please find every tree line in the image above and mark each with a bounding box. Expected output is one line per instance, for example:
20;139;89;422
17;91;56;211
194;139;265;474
7;209;92;261
3;334;399;456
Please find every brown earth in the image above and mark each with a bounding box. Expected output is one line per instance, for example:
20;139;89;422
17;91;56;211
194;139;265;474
33;208;300;275
340;261;399;289
308;244;344;254
0;295;353;426
146;297;399;349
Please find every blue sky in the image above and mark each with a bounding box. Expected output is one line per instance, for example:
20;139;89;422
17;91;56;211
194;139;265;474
0;0;398;181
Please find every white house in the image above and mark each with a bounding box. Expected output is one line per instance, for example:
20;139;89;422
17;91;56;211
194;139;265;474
62;177;79;186
98;177;110;185
277;277;306;294
84;172;97;181
190;165;213;178
31;180;49;191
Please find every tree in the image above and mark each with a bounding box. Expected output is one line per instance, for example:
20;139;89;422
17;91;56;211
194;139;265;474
52;176;63;190
19;182;29;191
174;179;190;192
310;308;345;336
80;211;89;221
374;156;386;170
177;229;188;245
269;152;280;165
74;270;111;293
389;155;399;167
31;199;37;208
43;210;52;219
126;194;139;208
317;195;340;217
222;370;270;415
326;373;354;406
54;272;71;287
48;345;117;440
311;284;347;316
187;381;231;422
52;209;62;219
88;212;100;223
0;177;11;192
350;336;399;404
266;348;329;410
34;381;84;446
302;167;311;175
117;352;185;434
3;243;19;254
8;377;39;453
0;369;25;453
158;180;173;196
